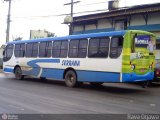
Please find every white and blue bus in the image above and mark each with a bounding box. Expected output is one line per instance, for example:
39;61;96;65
3;30;156;87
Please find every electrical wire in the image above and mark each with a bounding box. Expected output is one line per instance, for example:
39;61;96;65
11;8;108;21
76;1;107;7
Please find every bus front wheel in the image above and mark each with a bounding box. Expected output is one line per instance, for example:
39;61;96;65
15;67;24;80
65;70;77;88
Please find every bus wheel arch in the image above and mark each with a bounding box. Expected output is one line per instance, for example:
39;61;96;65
63;67;78;88
14;65;24;80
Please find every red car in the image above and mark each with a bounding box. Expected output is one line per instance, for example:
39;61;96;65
154;69;160;81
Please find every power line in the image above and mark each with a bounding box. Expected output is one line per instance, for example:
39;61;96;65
76;1;107;7
12;9;108;20
13;13;69;19
11;8;108;21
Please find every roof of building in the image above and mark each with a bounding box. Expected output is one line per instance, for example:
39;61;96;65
73;3;160;25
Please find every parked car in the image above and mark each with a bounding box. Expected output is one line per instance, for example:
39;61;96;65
154;68;160;80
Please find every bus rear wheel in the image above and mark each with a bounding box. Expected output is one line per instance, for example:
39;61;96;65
15;67;24;80
65;70;77;88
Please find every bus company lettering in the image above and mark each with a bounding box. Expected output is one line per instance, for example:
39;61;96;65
62;60;80;66
135;38;149;44
135;35;150;44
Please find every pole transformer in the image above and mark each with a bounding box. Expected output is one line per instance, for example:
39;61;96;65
64;0;80;35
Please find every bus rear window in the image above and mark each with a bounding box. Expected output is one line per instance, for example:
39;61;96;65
134;35;155;53
135;35;150;48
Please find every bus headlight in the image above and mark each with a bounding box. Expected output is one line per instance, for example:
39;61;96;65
131;64;135;70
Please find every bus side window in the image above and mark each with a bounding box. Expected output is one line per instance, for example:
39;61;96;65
39;42;46;57
68;39;87;58
26;43;38;57
52;41;61;58
21;44;25;57
78;39;88;58
26;43;33;57
15;44;20;57
14;43;25;57
88;37;109;58
69;40;79;58
39;41;52;57
46;41;52;57
32;43;38;57
110;36;123;58
60;41;68;58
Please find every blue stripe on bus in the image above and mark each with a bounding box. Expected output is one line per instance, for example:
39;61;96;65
122;72;154;82
38;68;153;82
39;68;120;82
41;68;64;80
4;66;153;82
3;68;14;73
23;59;60;76
77;70;120;82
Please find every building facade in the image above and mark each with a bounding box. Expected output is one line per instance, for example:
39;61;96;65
72;3;160;40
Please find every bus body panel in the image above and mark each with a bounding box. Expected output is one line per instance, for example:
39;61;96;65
122;30;156;82
3;55;122;82
3;30;156;83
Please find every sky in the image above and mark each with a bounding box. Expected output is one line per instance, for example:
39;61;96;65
0;0;160;46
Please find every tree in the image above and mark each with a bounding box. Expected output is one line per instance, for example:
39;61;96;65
47;32;56;37
13;36;23;41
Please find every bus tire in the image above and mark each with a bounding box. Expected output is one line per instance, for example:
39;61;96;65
64;70;77;88
90;82;104;86
14;67;24;80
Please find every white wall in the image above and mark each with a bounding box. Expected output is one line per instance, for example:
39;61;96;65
85;24;96;30
73;25;84;32
148;12;160;25
98;19;112;29
130;15;145;26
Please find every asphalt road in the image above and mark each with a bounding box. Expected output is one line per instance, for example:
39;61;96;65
0;71;160;114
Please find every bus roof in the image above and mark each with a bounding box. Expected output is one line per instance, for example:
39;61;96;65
7;30;126;44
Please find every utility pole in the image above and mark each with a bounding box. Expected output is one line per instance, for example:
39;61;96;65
4;0;12;43
64;0;80;35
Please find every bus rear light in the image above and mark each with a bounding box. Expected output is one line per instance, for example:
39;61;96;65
131;64;135;70
156;71;159;75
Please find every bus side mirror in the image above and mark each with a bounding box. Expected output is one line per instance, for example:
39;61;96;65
3;51;5;56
